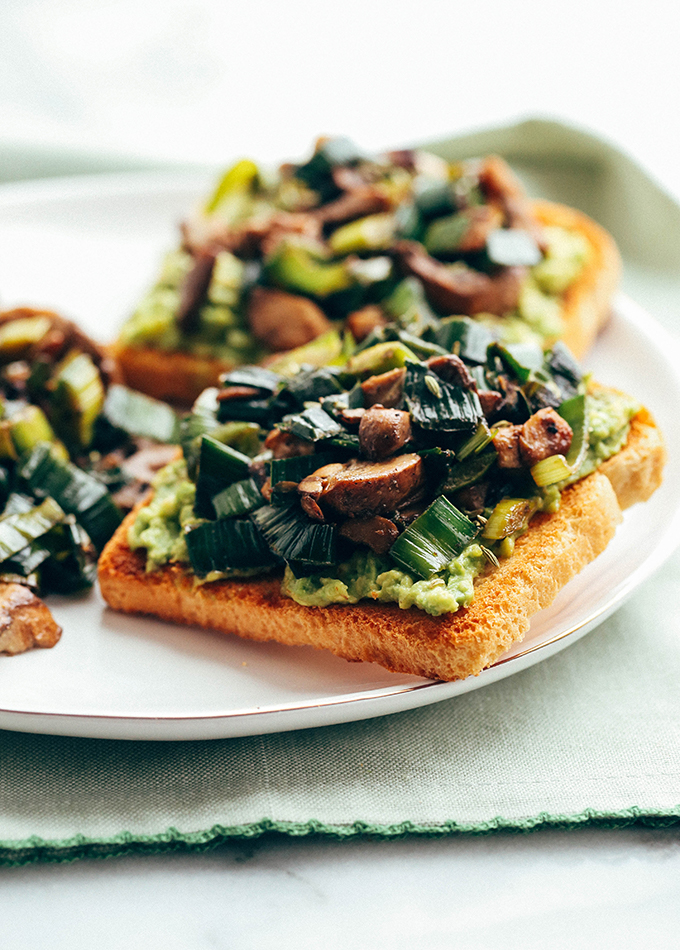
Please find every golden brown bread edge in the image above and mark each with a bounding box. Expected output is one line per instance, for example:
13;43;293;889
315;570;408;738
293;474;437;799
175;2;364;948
112;200;621;405
97;408;664;682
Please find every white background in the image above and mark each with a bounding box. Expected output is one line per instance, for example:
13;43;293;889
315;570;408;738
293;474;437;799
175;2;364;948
1;0;680;946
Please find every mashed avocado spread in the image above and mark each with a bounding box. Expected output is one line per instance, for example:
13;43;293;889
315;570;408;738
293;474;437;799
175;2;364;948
281;545;487;617
129;388;638;616
128;459;201;571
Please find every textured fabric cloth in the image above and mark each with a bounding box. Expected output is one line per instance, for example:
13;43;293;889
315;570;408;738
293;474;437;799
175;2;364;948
0;118;679;864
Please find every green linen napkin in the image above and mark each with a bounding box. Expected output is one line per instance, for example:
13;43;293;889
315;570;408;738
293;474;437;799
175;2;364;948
1;118;679;866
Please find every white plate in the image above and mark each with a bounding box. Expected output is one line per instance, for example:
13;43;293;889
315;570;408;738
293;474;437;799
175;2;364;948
0;172;678;741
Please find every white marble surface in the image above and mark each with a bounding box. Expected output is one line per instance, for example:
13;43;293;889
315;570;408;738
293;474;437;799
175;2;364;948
3;829;680;949
1;0;680;944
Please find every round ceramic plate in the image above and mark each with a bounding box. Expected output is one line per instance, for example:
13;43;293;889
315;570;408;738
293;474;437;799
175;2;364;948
0;171;678;741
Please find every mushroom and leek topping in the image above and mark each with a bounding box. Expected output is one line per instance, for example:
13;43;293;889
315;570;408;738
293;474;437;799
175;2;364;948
119;139;590;375
130;328;639;617
0;308;187;651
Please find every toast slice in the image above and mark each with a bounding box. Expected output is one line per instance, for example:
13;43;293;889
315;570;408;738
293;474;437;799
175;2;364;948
98;407;664;682
113;201;621;407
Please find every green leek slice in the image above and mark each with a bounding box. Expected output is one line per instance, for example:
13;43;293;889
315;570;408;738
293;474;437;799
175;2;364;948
403;364;483;432
531;454;572;487
103;385;180;444
0;315;52;360
0;496;65;563
281;405;343;443
389;496;479;579
266;242;353;298
482;498;538;541
194;435;252;519
212;478;264;519
186;518;277;576
51;351;105;449
252;503;337;570
559;393;589;471
329;214;395;255
432;317;494;365
19;443;122;552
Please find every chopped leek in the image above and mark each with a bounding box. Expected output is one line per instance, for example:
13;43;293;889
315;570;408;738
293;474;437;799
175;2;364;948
441;450;497;494
19;442;122;552
194;435;252;519
212;478;264;519
346;341;418;377
265;241;353;298
482;498;538;541
531;454;572;487
489;342;545;384
424;212;471;256
103;385;180;444
51;351;105;449
252;503;337;570
281;404;343;443
381;278;436;335
404;364;483;432
4;404;59;459
204;159;259;215
0;496;65;563
186;518;277;576
558;393;589;472
389;496;479;579
219;366;281;394
266;329;346;376
294;136;364;199
432;317;494;365
456;422;494;461
329;214;395;256
0;315;51;360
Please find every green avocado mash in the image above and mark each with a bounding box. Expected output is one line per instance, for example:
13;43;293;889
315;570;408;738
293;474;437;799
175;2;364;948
119;249;260;364
575;388;640;480
128;459;202;571
281;545;487;617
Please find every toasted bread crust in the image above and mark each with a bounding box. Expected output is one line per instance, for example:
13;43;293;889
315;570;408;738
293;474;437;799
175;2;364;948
114;202;620;404
111;344;236;406
97;409;662;682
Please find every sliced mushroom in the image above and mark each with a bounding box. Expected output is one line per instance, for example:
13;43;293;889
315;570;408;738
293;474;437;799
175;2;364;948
394;241;526;316
264;428;316;459
425;354;475;390
346;305;388;342
493;425;523;469
360;367;405;409
0;584;62;656
477;156;546;247
120;442;182;485
176;251;216;333
478;390;503;418
518;408;573;467
216;385;262;402
313;186;392;227
339;515;399;555
298;454;425;518
358;405;412;460
247;286;331;351
455;204;504;253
